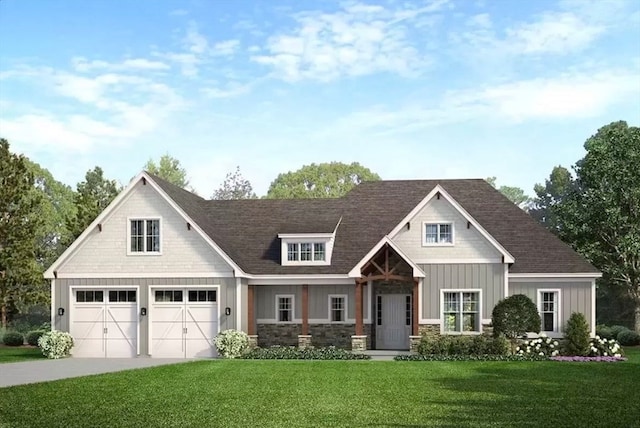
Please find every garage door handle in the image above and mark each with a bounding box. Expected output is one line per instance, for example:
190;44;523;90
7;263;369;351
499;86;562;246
104;328;108;334
183;327;187;334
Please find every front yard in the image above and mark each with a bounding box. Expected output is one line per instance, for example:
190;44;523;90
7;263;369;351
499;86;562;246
1;348;638;427
0;346;45;363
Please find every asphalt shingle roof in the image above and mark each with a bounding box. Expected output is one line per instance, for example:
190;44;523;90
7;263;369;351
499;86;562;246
149;174;598;275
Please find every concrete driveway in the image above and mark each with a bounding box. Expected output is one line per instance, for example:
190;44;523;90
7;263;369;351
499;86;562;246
0;358;192;388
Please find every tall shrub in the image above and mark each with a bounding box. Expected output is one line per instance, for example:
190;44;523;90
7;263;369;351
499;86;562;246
564;312;591;356
492;294;541;339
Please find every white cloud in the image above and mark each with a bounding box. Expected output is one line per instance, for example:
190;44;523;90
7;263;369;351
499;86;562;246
212;40;240;56
72;57;170;72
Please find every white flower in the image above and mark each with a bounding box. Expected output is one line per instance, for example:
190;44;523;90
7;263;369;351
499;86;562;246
550;344;555;348
615;353;621;358
604;352;608;356
540;333;547;338
553;341;558;346
546;338;551;344
539;352;544;356
515;347;520;352
552;350;559;356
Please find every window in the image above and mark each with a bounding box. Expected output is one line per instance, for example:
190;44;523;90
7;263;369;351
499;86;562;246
155;290;183;302
108;290;136;302
539;290;559;332
329;295;346;322
424;223;453;245
405;295;412;326
376;295;382;326
76;290;103;303
188;290;217;302
286;242;326;262
277;295;294;322
130;219;160;253
443;291;480;333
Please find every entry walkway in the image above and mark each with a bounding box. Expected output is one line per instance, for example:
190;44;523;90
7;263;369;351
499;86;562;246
364;350;412;361
0;358;190;388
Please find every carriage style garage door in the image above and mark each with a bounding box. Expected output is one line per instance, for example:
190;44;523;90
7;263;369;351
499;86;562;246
70;288;138;358
151;288;219;358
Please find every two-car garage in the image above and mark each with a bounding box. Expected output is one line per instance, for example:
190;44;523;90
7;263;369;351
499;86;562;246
69;286;219;358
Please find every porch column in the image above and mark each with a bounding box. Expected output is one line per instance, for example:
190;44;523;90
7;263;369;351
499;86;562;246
302;284;309;335
355;279;363;335
247;285;258;349
412;278;419;336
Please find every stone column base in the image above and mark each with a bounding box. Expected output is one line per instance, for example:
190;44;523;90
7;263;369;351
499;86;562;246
298;335;312;349
409;335;422;354
351;335;367;352
247;335;259;350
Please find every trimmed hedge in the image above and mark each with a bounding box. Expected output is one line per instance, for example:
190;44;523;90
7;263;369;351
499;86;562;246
395;354;549;361
609;325;630;339
617;330;640;346
2;331;24;346
418;334;510;356
491;294;541;339
595;325;614;340
26;330;47;347
240;346;371;360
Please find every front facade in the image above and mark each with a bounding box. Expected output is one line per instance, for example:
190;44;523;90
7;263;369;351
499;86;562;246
45;172;601;357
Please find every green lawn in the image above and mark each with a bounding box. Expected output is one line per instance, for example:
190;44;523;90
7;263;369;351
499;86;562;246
1;349;638;428
0;346;45;363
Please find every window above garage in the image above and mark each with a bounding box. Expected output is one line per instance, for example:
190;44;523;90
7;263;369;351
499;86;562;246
278;233;334;266
128;217;161;255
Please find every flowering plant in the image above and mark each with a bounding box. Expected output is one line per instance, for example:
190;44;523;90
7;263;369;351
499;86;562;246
38;330;74;359
550;356;626;362
515;333;559;357
587;335;623;357
213;329;249;359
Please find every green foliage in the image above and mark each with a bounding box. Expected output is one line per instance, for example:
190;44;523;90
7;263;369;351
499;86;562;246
38;330;74;359
485;177;532;208
564;312;591;356
516;334;560;357
530;165;574;232
617;330;640;346
241;346;371;360
610;325;630;339
2;331;24;346
589;336;623;357
213;329;249;358
491;294;541;339
211;166;257;200
395;354;547;361
145;154;190;189
266;161;380;199
418;334;510;356
26;330;46;346
595;325;613;340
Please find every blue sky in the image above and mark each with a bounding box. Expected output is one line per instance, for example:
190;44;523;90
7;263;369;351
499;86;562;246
1;0;639;197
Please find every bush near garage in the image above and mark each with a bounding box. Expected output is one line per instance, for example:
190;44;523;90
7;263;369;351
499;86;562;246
26;330;47;346
38;331;74;359
2;331;24;346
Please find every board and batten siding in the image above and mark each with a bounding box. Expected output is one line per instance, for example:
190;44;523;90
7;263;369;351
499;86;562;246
509;281;592;333
58;180;233;275
255;284;367;322
392;197;502;262
54;277;235;356
420;263;504;320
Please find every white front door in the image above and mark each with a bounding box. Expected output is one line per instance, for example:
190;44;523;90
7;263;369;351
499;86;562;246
71;289;138;358
151;289;218;358
376;294;411;350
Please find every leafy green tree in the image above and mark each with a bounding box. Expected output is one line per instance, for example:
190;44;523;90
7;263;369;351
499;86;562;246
211;166;257;200
554;121;640;332
485;177;531;208
67;167;120;241
491;294;541;346
564;312;591;356
266;162;380;199
529;166;574;233
0;139;44;328
145;154;189;189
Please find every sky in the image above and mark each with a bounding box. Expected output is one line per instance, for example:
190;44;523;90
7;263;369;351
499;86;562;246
1;0;639;197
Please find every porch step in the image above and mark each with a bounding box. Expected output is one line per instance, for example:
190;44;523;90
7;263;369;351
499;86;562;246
363;350;411;360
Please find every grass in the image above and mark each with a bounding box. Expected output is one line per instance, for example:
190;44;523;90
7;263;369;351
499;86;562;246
0;348;638;428
0;346;45;363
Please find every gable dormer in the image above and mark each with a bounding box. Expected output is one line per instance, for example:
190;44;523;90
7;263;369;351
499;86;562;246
278;233;335;266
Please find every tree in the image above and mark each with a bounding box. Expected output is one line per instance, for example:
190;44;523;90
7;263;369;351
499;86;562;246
564;312;591;356
491;294;541;343
553;121;640;332
266;162;381;199
0;139;44;328
529;166;574;233
145;154;189;189
485;177;531;208
67;167;120;241
211;166;257;200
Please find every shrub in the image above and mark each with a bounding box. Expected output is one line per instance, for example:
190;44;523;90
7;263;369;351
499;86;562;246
609;325;630;339
617;330;640;346
418;334;510;356
595;324;613;340
26;330;47;346
564;312;591;356
2;331;24;346
589;336;623;357
491;294;541;339
515;333;560;357
213;329;249;359
395;354;548;362
38;331;74;359
241;346;371;360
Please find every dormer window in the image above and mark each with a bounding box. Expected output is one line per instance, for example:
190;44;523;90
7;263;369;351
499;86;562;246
279;233;334;266
287;242;326;262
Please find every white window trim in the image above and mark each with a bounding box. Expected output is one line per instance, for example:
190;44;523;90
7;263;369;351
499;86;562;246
537;289;561;336
281;240;332;266
328;294;348;324
275;294;295;324
127;217;162;256
422;222;455;247
440;289;482;335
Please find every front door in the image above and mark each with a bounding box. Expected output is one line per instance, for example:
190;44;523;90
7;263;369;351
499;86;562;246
376;294;411;350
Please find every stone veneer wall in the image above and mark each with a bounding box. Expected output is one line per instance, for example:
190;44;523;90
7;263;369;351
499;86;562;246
419;324;440;336
310;324;354;348
257;324;301;347
257;324;372;349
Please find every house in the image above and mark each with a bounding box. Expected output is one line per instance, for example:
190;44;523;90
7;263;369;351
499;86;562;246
44;172;601;358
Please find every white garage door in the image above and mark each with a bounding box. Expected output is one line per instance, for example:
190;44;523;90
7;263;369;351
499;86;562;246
71;289;138;358
151;288;218;358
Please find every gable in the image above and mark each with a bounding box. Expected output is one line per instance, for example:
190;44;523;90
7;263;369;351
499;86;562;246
54;179;233;277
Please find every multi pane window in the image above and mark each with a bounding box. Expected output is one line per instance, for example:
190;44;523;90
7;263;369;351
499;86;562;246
405;295;412;326
76;290;104;303
277;296;293;322
286;242;326;262
443;291;479;333
424;223;453;244
540;291;558;332
130;219;160;253
108;290;136;302
188;290;217;302
155;290;183;302
330;296;346;322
